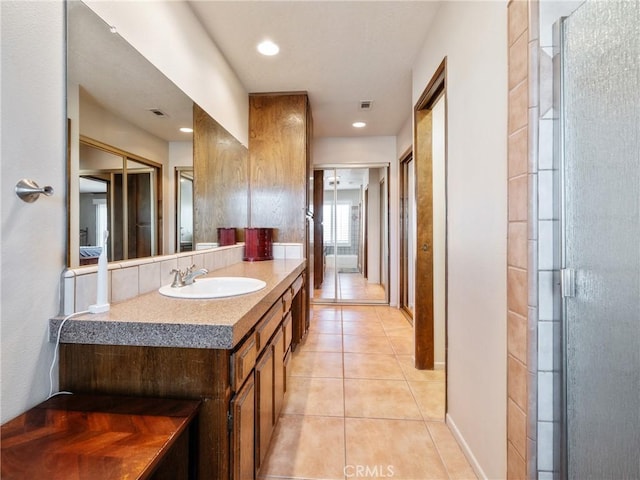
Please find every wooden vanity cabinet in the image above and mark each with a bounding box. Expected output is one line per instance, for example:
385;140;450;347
59;271;307;480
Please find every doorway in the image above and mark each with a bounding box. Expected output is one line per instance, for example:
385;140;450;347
312;166;389;304
413;59;447;370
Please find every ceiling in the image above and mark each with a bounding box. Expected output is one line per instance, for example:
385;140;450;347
69;1;440;143
68;1;194;142
187;1;441;138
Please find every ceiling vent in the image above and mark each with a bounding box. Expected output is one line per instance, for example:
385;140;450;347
148;108;168;118
359;100;373;111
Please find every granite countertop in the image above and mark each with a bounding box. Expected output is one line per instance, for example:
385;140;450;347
49;259;306;350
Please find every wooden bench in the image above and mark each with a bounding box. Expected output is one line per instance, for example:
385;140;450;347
1;394;200;480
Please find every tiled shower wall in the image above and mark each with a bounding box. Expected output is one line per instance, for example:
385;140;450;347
507;1;537;478
509;1;571;478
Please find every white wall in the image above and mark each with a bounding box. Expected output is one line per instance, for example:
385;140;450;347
1;1;67;422
84;0;249;147
412;1;508;478
313;136;399;305
396;116;413;159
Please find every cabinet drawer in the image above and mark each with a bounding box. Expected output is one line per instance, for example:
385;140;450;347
282;312;293;355
282;288;293;314
231;333;257;391
291;275;304;296
256;302;283;351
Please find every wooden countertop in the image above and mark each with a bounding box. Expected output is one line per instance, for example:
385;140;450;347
50;259;306;350
1;394;200;480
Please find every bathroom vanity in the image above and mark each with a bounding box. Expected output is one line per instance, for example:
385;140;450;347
51;259;308;479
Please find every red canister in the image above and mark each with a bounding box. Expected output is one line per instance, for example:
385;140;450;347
217;228;236;246
243;228;273;261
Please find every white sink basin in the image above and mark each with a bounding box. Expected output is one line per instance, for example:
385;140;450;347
158;277;267;299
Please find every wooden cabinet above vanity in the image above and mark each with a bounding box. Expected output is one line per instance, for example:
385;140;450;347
53;260;308;479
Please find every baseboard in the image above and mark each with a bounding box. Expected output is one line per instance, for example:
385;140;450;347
446;413;488;480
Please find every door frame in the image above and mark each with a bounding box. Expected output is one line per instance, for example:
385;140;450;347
399;148;414;322
413;58;447;370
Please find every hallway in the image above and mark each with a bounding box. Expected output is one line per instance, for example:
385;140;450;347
258;305;477;479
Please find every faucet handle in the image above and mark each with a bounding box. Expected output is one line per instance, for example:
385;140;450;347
170;268;185;288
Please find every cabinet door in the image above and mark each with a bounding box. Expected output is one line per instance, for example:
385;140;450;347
231;374;255;480
255;347;274;471
273;328;285;421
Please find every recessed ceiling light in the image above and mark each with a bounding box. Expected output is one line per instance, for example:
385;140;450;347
257;40;280;56
352;122;366;128
179;127;193;133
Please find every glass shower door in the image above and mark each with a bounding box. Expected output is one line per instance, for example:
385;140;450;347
561;1;640;478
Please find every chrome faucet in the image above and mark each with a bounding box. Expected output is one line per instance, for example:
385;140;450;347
169;265;209;288
183;265;208;285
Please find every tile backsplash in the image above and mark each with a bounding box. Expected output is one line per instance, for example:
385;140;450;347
62;243;303;314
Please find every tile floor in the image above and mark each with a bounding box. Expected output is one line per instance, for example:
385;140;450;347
313;268;387;302
258;305;478;480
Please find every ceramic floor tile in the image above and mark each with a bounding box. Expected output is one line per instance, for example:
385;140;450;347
388;335;414;355
341;308;380;323
258;415;345;480
308;319;343;334
262;306;461;480
427;422;478;479
312;308;342;321
408;380;446;421
343;353;405;380
344;379;422;420
298;333;343;353
342;320;387;337
343;335;394;355
345;418;448;479
374;305;406;320
397;355;446;382
282;377;344;416
289;351;343;378
380;316;414;335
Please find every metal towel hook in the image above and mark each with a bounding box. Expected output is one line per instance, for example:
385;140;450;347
15;179;54;203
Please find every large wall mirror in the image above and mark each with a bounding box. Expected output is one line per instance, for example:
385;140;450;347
67;1;233;267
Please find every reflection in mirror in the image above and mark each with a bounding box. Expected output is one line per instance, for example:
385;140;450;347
67;0;194;267
312;166;389;304
176;168;194;252
79;139;161;263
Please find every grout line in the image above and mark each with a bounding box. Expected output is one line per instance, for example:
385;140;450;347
426;422;455;480
340;305;348;480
